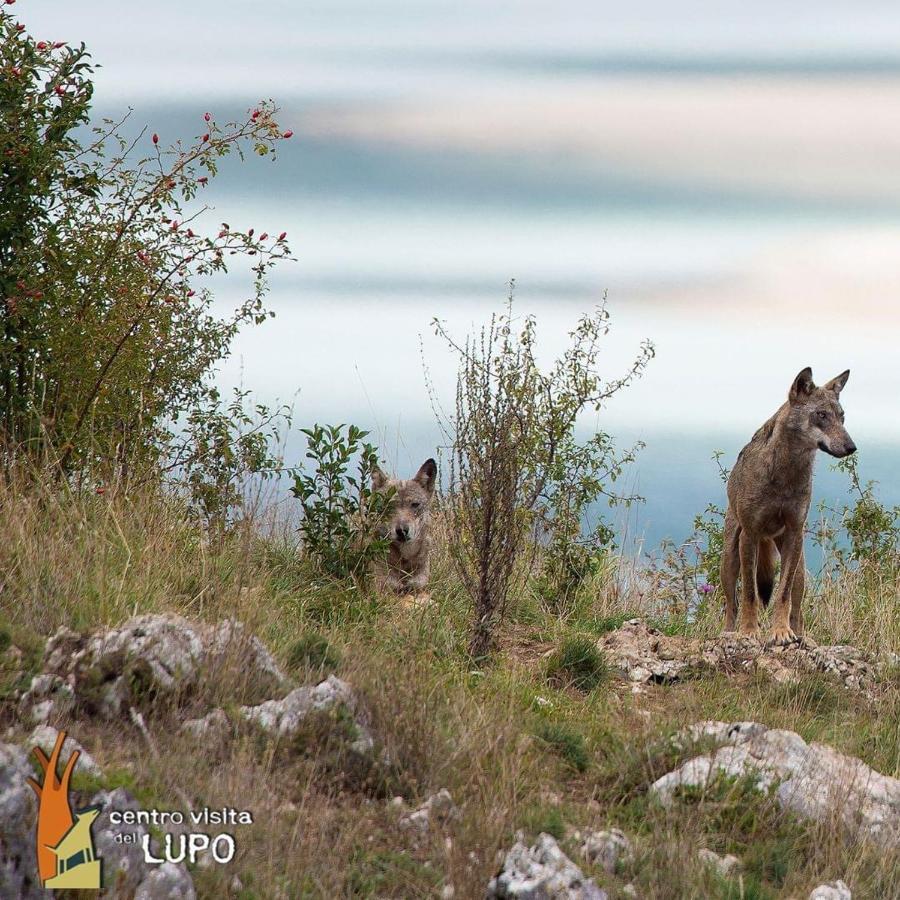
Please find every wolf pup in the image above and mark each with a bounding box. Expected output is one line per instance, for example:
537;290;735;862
371;458;437;594
720;367;856;645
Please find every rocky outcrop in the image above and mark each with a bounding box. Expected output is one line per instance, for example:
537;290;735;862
0;742;43;898
599;620;876;693
487;833;607;899
652;721;900;847
90;787;194;898
0;745;195;899
21;614;286;721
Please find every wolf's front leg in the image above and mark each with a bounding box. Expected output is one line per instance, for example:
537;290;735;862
405;559;430;594
769;528;803;646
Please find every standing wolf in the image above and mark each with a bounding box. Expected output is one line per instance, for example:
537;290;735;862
720;367;856;644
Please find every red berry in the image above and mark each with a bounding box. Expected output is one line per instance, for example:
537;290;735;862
152;133;159;144
259;232;268;241
204;112;211;122
36;41;47;50
202;133;209;142
282;130;293;139
251;109;260;120
197;176;208;185
187;289;196;297
278;232;287;241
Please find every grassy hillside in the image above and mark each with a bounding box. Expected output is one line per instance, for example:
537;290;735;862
1;472;898;899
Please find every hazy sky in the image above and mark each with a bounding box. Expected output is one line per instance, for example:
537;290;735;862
23;2;900;101
16;1;900;542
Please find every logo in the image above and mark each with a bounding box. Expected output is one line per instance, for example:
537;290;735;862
26;730;102;890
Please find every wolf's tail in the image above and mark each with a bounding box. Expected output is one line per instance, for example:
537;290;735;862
756;538;777;607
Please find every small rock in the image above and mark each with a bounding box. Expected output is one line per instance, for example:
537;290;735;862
241;675;355;734
809;881;852;900
487;833;607;899
697;848;741;877
179;708;230;743
29;699;53;724
20;673;74;723
134;861;195;899
399;789;459;833
579;828;632;874
1;645;23;667
27;726;102;777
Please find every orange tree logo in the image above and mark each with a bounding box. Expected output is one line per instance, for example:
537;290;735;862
26;730;102;890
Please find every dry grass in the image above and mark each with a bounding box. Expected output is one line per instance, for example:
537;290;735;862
1;473;898;898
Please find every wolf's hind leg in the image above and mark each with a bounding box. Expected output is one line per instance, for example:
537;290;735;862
737;530;760;636
720;509;740;631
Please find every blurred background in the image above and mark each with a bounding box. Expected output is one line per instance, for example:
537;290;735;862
24;1;900;554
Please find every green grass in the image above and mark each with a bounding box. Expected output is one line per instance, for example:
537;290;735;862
0;474;897;899
533;719;590;773
286;631;341;674
545;635;609;692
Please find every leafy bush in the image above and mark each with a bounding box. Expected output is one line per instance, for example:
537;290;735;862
815;455;899;575
430;289;653;658
172;387;291;533
545;636;608;692
291;424;393;581
0;9;291;471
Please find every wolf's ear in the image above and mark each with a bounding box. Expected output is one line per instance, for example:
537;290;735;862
789;367;815;402
371;466;388;491
413;458;437;495
822;369;850;396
